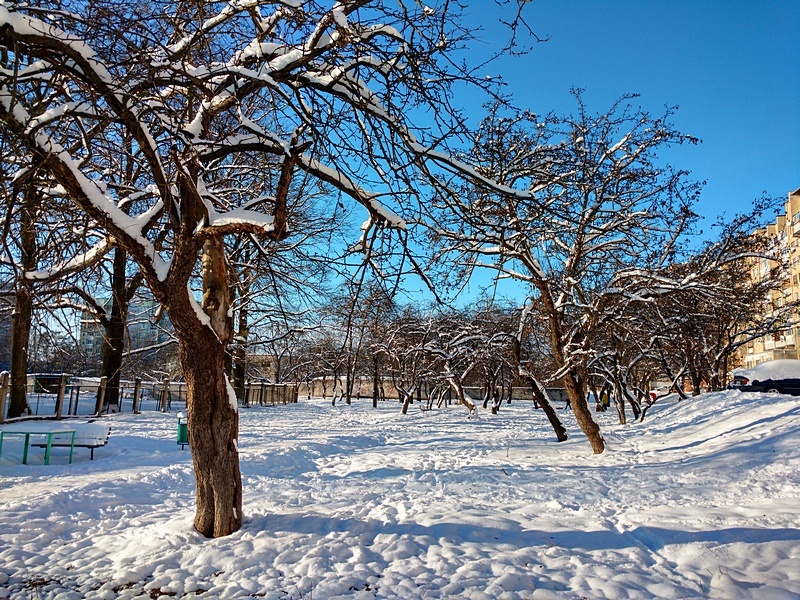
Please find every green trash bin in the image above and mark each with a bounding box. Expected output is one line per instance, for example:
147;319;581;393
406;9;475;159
177;412;189;450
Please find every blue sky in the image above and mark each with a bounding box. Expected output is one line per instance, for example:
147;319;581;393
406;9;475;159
407;1;799;304
468;0;799;224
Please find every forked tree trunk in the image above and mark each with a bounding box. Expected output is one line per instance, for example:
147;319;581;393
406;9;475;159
447;375;475;412
168;236;242;538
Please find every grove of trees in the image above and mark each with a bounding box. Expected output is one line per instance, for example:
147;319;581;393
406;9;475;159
1;0;792;538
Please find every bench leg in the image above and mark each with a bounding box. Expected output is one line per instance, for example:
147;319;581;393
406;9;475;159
22;434;30;465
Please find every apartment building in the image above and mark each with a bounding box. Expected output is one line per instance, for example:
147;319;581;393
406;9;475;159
79;299;171;359
741;187;800;368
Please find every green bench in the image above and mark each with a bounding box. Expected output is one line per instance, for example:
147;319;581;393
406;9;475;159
31;422;111;460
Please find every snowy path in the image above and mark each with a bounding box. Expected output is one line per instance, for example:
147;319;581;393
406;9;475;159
0;391;798;599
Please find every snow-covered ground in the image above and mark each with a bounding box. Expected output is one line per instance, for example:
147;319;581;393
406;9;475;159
0;390;798;600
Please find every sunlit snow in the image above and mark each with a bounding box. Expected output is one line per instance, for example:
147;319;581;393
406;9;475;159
0;390;798;599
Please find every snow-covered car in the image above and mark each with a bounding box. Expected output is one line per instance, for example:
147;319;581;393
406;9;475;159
728;359;800;395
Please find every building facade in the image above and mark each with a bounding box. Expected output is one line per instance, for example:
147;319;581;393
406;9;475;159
79;299;170;360
740;187;800;368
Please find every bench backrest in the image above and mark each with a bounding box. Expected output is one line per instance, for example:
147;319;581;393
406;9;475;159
52;423;111;446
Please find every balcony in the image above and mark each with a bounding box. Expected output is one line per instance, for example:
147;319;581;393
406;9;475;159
793;220;800;237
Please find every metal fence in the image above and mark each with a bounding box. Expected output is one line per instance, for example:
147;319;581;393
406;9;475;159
241;381;298;407
0;372;297;422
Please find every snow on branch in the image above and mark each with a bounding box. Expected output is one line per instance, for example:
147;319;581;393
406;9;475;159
0;88;170;281
22;238;112;282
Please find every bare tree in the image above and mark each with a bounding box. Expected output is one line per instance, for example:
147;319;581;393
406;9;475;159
641;203;795;396
429;94;701;453
0;0;538;535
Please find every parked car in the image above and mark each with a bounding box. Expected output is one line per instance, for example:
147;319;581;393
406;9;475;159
728;359;800;396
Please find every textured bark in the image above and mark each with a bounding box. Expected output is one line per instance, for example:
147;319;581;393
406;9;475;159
100;247;128;408
564;373;604;454
8;285;32;419
178;327;242;537
201;237;233;345
165;236;241;538
8;186;37;419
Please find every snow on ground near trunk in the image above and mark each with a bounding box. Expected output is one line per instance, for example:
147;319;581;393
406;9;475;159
0;391;798;600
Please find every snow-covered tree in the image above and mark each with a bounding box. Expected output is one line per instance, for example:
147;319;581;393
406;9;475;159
429;94;701;453
0;0;530;535
0;160;112;417
642;204;796;395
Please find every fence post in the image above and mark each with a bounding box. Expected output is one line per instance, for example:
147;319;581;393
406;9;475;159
132;378;142;414
161;377;170;412
0;371;8;424
95;376;108;416
55;374;68;420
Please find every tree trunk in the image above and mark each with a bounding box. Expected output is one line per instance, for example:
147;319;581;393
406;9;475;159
168;235;241;538
626;390;641;420
372;355;379;408
178;327;242;538
231;306;248;399
526;377;568;442
400;391;411;414
612;378;627;425
564;373;604;454
690;371;702;396
331;367;339;406
100;247;128;408
345;358;353;405
8;185;37;419
446;373;474;412
8;284;32;419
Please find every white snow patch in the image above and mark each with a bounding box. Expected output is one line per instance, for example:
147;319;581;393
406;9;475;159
733;359;800;381
226;377;238;414
0;383;797;597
